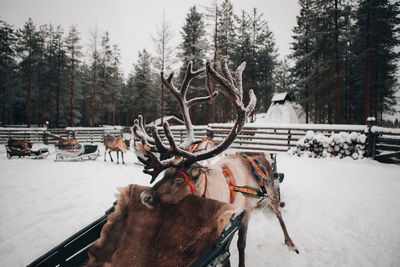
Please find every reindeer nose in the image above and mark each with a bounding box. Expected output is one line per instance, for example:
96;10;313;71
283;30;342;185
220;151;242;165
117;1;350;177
140;191;160;207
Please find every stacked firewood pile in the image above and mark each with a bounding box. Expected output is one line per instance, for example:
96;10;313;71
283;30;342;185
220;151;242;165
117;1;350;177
293;131;367;159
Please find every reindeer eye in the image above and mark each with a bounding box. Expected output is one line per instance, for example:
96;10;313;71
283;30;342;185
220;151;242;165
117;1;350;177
175;178;185;184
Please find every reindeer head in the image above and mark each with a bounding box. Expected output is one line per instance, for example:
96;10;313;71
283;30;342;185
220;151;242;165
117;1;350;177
123;138;131;150
140;164;209;208
133;56;256;208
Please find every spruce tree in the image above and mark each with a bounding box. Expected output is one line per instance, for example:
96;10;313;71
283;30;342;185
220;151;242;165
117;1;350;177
353;0;400;124
0;19;17;126
99;31;113;125
65;25;82;126
16;18;40;127
133;49;156;123
178;5;208;124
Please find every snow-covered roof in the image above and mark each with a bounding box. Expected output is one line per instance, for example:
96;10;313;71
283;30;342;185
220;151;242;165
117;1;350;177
146;116;184;127
271;92;290;102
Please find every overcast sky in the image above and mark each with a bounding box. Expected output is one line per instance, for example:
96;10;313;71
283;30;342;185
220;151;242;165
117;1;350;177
0;0;299;76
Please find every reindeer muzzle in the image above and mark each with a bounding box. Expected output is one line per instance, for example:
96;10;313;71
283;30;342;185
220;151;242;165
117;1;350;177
140;190;160;209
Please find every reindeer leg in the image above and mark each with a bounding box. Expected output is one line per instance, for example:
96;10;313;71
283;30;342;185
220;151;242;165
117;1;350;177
116;151;119;164
108;151;114;162
121;152;125;164
104;148;107;161
237;212;250;267
270;198;299;254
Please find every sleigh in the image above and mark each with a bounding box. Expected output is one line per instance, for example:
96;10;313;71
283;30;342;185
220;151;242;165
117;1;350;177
5;145;49;159
55;144;100;162
27;185;245;267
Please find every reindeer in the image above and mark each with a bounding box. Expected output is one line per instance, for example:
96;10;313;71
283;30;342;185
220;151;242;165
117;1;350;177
104;135;130;164
133;57;298;267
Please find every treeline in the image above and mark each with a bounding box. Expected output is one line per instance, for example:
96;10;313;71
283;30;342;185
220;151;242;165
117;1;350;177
0;19;129;128
0;0;399;128
291;0;399;125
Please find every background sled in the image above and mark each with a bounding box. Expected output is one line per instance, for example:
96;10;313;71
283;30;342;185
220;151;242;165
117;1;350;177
55;144;99;162
5;145;49;159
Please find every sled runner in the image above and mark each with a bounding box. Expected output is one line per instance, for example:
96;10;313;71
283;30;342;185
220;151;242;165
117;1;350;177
54;144;99;162
5;145;49;159
27;201;245;267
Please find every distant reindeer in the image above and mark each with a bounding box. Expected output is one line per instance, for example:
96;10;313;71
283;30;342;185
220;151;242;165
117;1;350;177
133;57;298;267
104;135;130;164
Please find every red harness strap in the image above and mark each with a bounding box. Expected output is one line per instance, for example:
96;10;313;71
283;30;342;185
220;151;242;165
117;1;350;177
176;169;207;197
222;167;236;204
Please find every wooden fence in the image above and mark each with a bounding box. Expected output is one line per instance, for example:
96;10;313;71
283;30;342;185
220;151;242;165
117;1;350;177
1;123;399;164
371;126;400;164
0;127;125;145
155;123;399;164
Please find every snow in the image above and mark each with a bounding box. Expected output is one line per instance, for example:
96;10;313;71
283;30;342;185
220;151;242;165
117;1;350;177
372;126;400;135
1;144;400;266
271;92;289;102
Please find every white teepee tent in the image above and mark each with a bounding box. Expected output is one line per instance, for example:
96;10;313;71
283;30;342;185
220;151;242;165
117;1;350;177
263;93;305;123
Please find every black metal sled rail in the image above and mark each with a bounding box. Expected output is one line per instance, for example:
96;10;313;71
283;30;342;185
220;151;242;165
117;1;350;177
190;210;246;267
27;203;116;267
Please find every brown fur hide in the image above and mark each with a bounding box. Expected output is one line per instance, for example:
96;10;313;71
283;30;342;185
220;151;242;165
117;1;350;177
8;139;33;151
85;184;239;267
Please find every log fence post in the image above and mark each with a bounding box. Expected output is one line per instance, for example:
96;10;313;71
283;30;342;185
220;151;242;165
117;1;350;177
367;117;376;159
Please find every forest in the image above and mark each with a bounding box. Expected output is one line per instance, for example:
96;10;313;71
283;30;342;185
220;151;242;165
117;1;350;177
0;0;399;128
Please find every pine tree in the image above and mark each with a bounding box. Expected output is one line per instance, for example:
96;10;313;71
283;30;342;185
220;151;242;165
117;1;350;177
133;49;156;123
274;58;296;97
65;25;82;126
290;0;313;123
16;18;40;127
178;5;208;124
54;26;67;126
353;0;400;124
217;0;236;59
0;19;17;126
152;13;175;125
89;26;100;126
109;44;123;125
203;0;220;122
99;31;112;125
256;22;278;113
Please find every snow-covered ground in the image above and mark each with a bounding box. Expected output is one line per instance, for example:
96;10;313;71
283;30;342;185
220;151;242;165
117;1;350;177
0;144;399;266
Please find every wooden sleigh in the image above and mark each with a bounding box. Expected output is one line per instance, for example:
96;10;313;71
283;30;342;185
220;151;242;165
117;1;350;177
55;143;99;162
5;145;49;159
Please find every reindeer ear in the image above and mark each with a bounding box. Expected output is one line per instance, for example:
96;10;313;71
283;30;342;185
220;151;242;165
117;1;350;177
187;164;208;180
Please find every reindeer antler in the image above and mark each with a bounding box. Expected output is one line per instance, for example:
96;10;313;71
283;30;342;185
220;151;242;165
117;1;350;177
161;61;217;149
133;57;256;183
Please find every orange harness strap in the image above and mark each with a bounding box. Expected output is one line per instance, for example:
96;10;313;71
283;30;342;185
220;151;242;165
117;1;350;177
222;167;236;204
